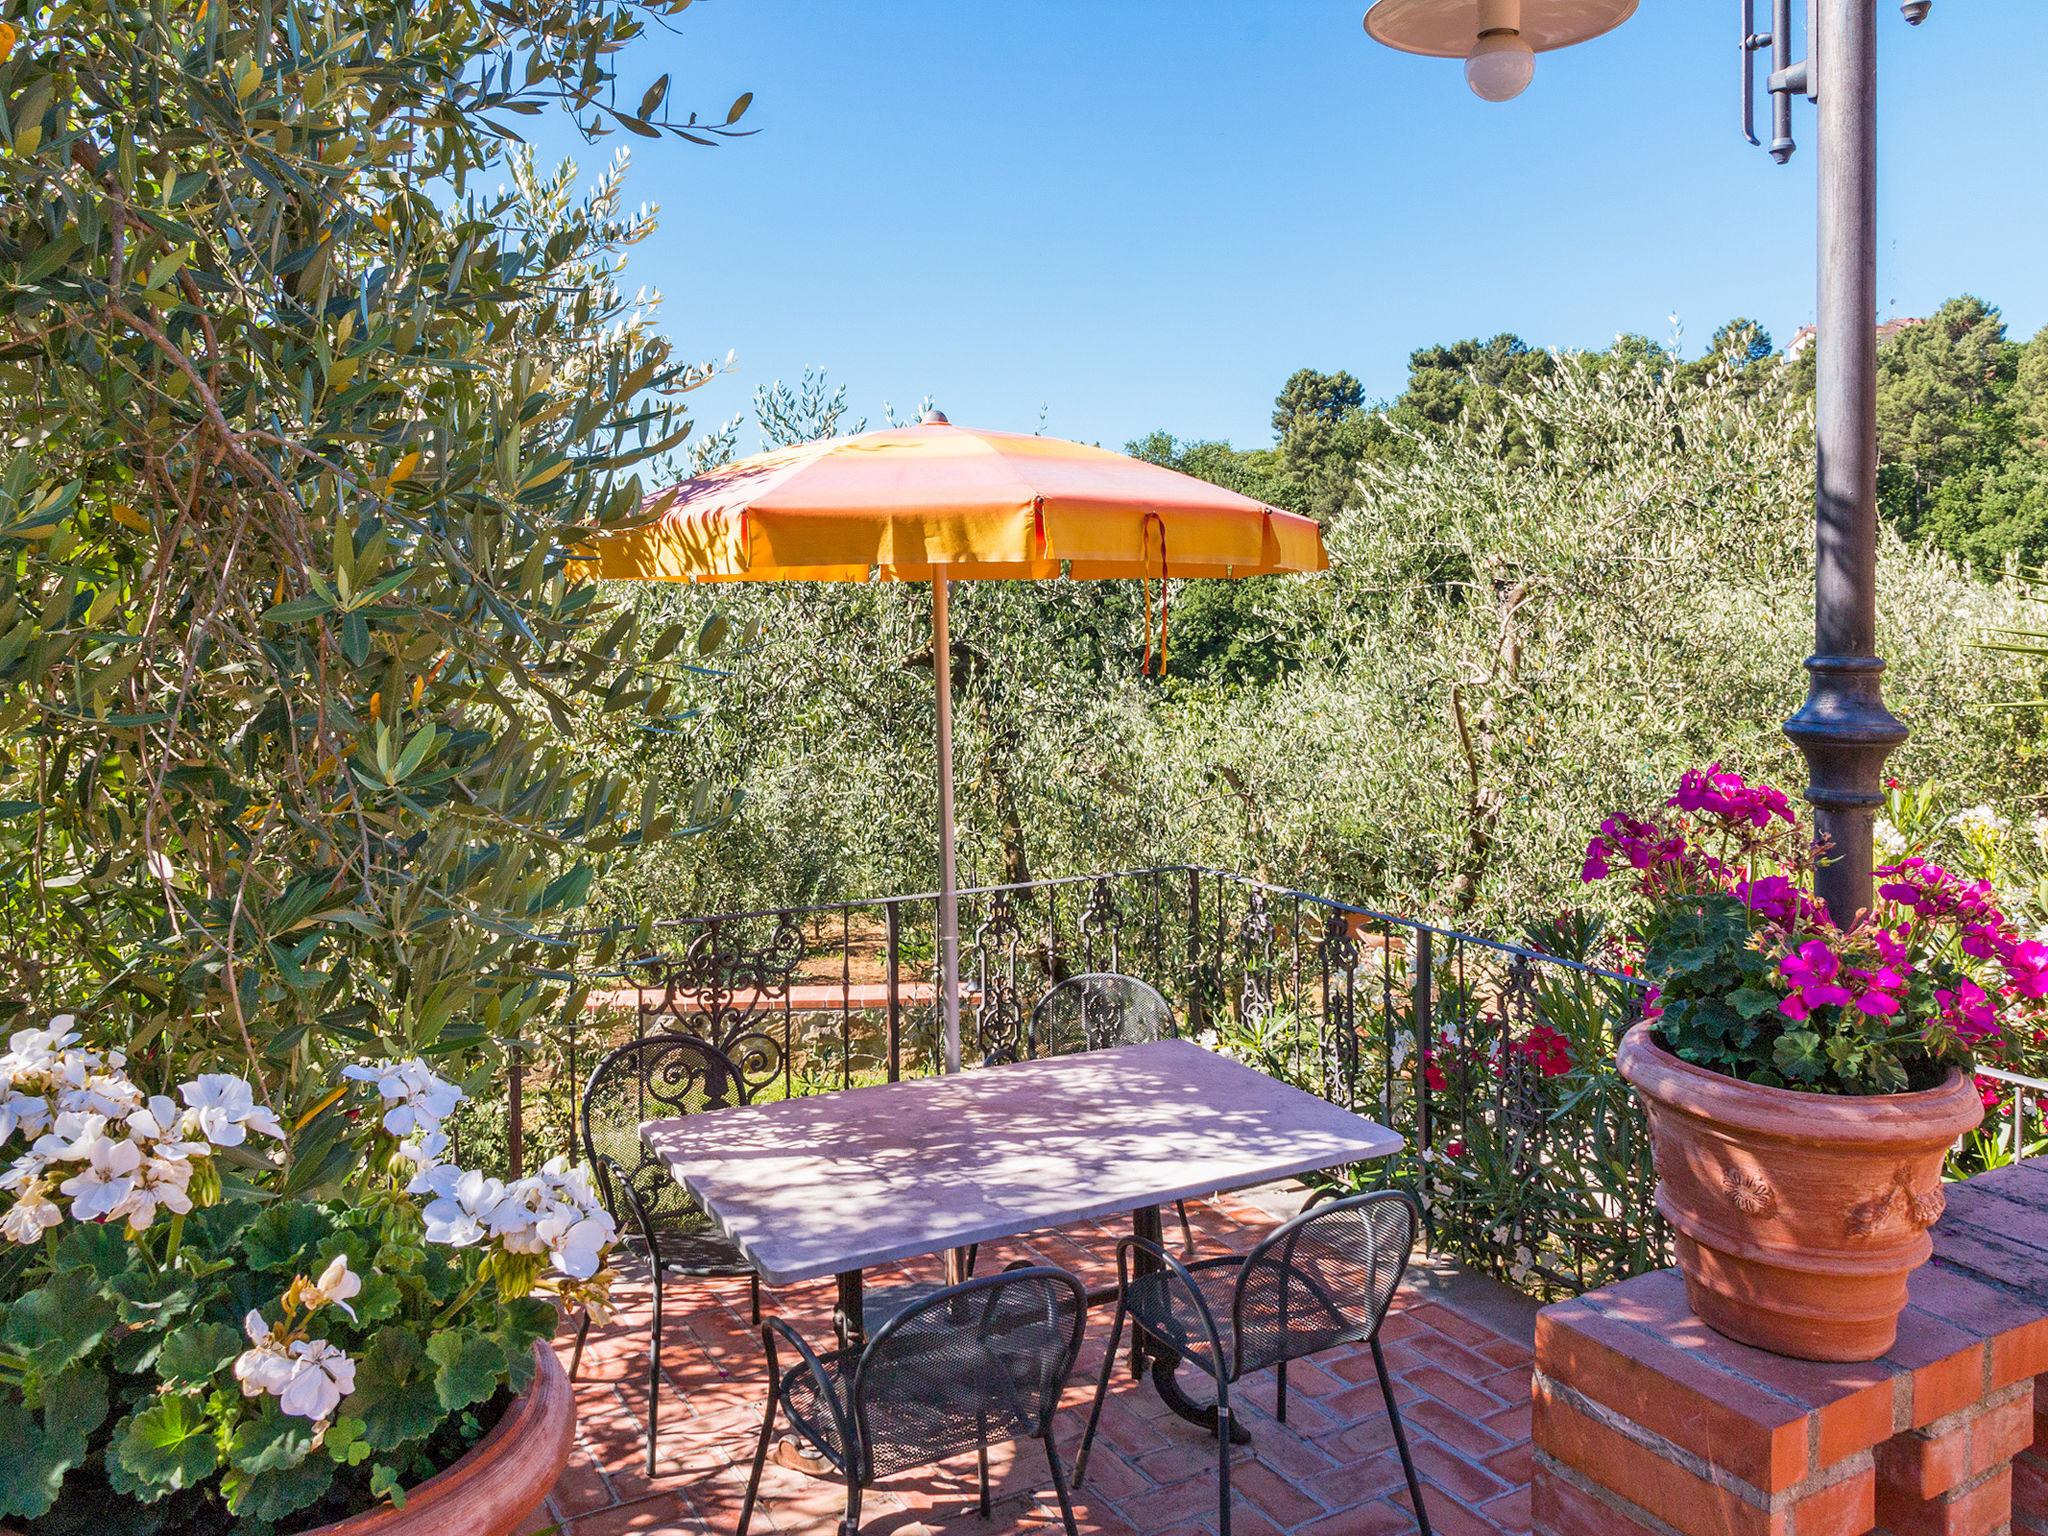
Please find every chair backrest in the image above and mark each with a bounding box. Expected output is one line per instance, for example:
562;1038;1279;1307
1229;1189;1418;1379
1030;973;1174;1058
849;1266;1086;1479
580;1033;751;1232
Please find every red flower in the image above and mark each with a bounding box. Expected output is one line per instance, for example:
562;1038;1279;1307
1514;1023;1574;1077
1444;1139;1465;1158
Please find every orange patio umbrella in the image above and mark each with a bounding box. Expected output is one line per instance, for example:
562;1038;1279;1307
569;411;1328;1073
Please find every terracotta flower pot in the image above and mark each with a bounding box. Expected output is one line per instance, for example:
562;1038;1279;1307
304;1339;574;1536
1618;1022;1983;1363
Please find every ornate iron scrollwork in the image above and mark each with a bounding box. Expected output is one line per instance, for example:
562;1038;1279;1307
1236;888;1274;1029
634;913;801;1097
1079;876;1124;973
1319;912;1362;1106
972;888;1028;1065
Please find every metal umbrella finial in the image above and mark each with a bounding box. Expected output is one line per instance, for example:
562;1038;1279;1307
920;407;951;426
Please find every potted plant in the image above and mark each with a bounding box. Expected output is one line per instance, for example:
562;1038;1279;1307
0;1032;615;1533
1586;768;2039;1361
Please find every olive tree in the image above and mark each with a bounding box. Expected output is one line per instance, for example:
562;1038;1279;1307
0;0;744;1133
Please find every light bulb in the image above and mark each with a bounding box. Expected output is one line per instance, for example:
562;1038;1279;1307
1465;30;1535;102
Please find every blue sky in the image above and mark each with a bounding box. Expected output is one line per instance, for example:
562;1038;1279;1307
535;2;2048;453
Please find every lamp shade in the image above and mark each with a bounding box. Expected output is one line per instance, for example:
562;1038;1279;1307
1363;0;1637;57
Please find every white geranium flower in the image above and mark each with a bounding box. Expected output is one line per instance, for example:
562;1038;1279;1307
397;1131;450;1190
543;1212;616;1280
0;1184;61;1244
278;1339;356;1421
341;1059;463;1139
419;1167;503;1248
306;1254;362;1320
125;1095;209;1159
58;1134;142;1222
179;1075;284;1147
34;1110;112;1163
233;1311;296;1399
67;1068;143;1120
119;1151;195;1231
487;1176;561;1255
0;1154;48;1195
541;1156;603;1212
1;1025;81;1075
0;1090;50;1147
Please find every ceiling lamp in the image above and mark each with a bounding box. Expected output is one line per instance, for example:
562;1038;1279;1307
1362;0;1639;102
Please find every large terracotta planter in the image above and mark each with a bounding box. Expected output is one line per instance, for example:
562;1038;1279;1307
1618;1022;1983;1363
304;1339;574;1536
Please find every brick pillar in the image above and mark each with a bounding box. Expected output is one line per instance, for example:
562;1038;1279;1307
2013;1374;2048;1536
1532;1159;2048;1536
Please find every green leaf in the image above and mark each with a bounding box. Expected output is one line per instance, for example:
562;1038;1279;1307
1727;985;1782;1021
696;608;728;656
53;1219;137;1282
369;1460;408;1507
245;1202;335;1271
4;1268;115;1374
325;1415;372;1466
351;1328;443;1450
261;592;336;623
428;1328;505;1412
1772;1029;1825;1082
0;1369;108;1519
109;1267;198;1327
230;1403;317;1475
158;1320;244;1385
112;1395;219;1497
229;1457;335;1522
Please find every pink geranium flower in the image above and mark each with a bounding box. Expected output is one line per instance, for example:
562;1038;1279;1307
1937;979;2000;1042
1668;765;1794;829
1999;939;2048;1000
1778;939;1855;1020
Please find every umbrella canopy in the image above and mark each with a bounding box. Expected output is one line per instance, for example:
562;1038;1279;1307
567;415;1327;584
569;413;1330;1076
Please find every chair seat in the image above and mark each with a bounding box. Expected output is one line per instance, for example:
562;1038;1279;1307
643;1223;753;1277
1126;1252;1355;1380
779;1330;1040;1479
619;1180;754;1277
1124;1257;1243;1373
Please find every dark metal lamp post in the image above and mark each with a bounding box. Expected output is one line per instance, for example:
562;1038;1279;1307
1363;0;1934;925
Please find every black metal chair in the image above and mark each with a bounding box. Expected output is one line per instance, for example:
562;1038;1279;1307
574;1032;764;1474
1034;973;1196;1254
737;1265;1089;1536
1075;1189;1433;1536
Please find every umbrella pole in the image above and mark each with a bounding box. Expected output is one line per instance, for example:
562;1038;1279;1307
932;574;962;1074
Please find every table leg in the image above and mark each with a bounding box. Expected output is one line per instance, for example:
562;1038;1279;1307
773;1270;867;1479
1129;1205;1162;1380
835;1269;865;1353
1129;1205;1252;1447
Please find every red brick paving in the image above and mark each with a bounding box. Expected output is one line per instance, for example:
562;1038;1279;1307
535;1192;1536;1536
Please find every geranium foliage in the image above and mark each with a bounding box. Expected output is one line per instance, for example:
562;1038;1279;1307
1586;767;2048;1095
0;1030;613;1530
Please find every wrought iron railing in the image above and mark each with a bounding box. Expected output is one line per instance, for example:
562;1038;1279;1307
1959;1064;2048;1171
490;866;1664;1298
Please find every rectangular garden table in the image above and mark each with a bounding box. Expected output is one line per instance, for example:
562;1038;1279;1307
640;1037;1404;1437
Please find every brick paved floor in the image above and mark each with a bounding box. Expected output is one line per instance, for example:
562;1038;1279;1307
535;1189;1537;1536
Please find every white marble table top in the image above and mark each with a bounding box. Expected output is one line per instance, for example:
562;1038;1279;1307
640;1038;1404;1285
